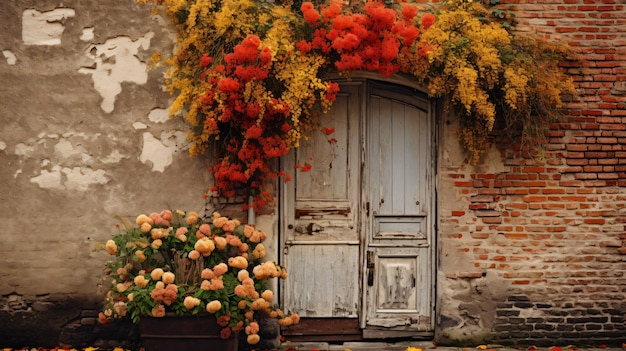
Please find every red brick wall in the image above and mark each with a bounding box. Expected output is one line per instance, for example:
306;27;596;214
437;0;626;345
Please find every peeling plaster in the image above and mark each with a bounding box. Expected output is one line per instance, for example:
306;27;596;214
62;167;108;191
78;32;154;113
101;150;125;164
3;50;16;65
80;27;95;41
31;166;62;189
476;144;506;174
139;131;186;172
14;142;37;157
148;108;170;123
22;8;75;46
54;139;92;164
30;164;109;191
133;122;148;130
40;132;59;139
12;134;124;191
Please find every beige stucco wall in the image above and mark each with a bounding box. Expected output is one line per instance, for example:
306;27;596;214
0;1;213;345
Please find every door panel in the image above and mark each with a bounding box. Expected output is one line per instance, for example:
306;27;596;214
295;93;350;201
363;84;433;333
282;83;362;318
284;244;359;317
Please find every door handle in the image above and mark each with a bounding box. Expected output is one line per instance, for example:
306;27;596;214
367;251;375;286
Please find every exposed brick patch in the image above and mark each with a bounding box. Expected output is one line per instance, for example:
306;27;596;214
492;297;626;345
439;0;626;344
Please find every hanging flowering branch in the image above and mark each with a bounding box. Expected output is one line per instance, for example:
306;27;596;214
141;0;575;209
402;0;577;163
142;0;431;210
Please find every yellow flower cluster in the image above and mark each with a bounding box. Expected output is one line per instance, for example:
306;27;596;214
409;0;575;163
147;0;333;162
141;0;577;172
275;53;330;146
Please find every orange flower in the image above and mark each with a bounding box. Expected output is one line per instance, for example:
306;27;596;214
105;240;117;255
206;300;222;313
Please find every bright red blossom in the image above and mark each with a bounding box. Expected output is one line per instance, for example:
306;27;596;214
301;2;321;24
320;1;341;21
200;53;212;67
365;1;396;30
297;0;423;77
421;13;436;30
217;77;241;93
245;125;263;139
401;4;418;20
192;1;430;211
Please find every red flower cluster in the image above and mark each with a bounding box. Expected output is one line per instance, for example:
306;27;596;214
191;1;434;211
199;35;297;207
298;0;431;77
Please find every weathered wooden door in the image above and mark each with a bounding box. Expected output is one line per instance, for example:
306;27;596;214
281;82;362;319
362;83;434;338
281;80;434;338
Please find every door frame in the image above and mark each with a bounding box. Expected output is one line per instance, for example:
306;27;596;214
279;75;439;340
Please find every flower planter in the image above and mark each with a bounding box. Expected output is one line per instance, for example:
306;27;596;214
139;313;237;351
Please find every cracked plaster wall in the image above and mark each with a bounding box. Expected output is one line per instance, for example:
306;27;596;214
0;1;211;346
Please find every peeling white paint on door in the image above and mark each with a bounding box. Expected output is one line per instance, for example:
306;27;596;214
22;8;75;46
78;32;154;113
3;50;16;65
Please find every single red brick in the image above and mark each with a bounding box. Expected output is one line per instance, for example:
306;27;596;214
523;195;548;202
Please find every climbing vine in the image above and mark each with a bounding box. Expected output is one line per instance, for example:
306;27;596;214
140;0;576;209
